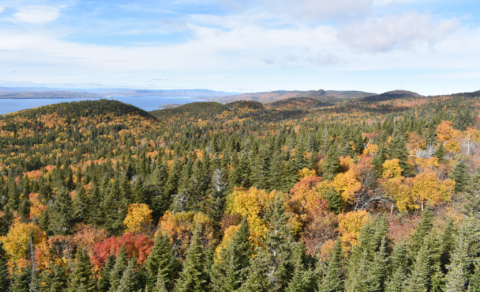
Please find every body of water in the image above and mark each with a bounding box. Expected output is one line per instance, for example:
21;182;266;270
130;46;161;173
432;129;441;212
0;96;202;116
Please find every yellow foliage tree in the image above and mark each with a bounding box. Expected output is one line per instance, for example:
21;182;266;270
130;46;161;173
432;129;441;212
124;203;153;234
298;168;316;180
0;220;46;264
411;171;455;209
362;144;378;156
436;121;461;152
338;210;369;249
226;187;279;243
382;178;415;212
382;159;403;179
332;164;361;204
215;224;240;258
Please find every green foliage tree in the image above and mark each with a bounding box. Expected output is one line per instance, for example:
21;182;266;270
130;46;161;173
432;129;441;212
68;248;95;292
49;187;75;235
145;231;180;291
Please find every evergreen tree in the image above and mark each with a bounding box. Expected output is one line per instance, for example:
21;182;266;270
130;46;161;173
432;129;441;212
98;255;115;292
385;241;408;292
372;146;386;173
318;238;344;292
387;134;415;177
0;243;9;291
433;143;446;163
73;185;88;222
109;246;128;292
324;188;343;214
103;177;127;235
322;147;342;181
174;223;209;292
68;248;95;292
153;268;168;292
445;216;480;291
451;160;470;193
49;187;75;235
116;258;139;292
11;265;31;292
211;218;252;292
145;231;180;291
409;207;434;259
241;196;296;291
405;243;430;292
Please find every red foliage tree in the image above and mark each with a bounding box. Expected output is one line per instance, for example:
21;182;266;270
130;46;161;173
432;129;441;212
91;232;154;267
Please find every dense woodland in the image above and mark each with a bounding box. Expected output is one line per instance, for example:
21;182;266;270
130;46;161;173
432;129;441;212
0;92;479;292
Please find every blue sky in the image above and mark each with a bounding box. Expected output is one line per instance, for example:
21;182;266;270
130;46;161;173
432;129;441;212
0;0;479;95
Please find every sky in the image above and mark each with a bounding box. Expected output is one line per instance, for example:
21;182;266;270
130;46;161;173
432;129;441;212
0;0;479;95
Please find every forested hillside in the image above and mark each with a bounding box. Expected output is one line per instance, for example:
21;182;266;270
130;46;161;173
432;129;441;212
0;93;480;291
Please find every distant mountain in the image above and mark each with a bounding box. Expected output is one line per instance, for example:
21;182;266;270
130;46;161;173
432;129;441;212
208;89;375;103
360;90;422;102
266;97;332;110
0;87;238;99
0;91;100;99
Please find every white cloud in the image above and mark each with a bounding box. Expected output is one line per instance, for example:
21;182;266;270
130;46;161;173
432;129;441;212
338;12;459;53
14;6;60;24
0;7;4;13
261;0;373;21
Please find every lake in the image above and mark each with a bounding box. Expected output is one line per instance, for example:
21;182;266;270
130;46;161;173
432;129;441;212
0;96;202;116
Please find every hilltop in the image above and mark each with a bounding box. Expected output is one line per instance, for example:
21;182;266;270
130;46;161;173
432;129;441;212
360;90;422;102
209;89;374;103
266;97;332;110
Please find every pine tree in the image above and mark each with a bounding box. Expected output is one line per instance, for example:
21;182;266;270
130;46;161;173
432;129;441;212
211;218;252;292
409;207;434;259
174;223;209;292
103;177;127;235
0;243;9;291
109;246;128;292
145;231;180;291
11;265;31;292
49;187;75;235
324;187;343;214
116;258;139;292
445;216;480;291
372;146;386;173
322;147;342;181
405;244;430;292
387;135;415;177
153;268;168;292
451;160;470;193
385;241;408;292
68;248;95;292
318;238;344;292
73;185;88;222
433;143;446;163
98;255;115;292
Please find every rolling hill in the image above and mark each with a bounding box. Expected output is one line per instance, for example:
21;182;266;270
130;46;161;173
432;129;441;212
360;90;422;102
266;97;332;110
208;89;375;103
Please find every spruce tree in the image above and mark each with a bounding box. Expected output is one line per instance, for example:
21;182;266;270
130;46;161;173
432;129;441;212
433;143;446;163
68;247;95;292
109;246;128;292
445;216;480;291
405;243;430;292
318;238;344;292
210;218;252;292
322;147;342;181
49;187;75;235
324;188;343;214
153;268;168;292
98;255;115;292
409;207;434;259
385;241;408;292
174;223;209;292
0;243;9;291
372;146;386;173
73;185;88;223
387;134;415;177
11;265;31;292
116;258;139;292
451;160;470;193
145;231;180;291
